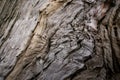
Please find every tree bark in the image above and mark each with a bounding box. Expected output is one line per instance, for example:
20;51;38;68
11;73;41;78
0;0;120;80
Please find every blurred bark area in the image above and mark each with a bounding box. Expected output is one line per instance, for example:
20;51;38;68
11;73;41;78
0;0;120;80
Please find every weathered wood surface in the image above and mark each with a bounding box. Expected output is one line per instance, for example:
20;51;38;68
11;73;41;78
0;0;120;80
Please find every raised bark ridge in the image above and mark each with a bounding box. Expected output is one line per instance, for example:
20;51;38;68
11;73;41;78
0;0;120;80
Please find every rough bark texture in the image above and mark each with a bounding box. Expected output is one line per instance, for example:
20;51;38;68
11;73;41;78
0;0;120;80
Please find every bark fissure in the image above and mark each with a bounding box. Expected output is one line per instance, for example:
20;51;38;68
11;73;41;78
0;0;120;80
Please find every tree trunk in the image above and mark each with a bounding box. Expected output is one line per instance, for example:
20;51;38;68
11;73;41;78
0;0;120;80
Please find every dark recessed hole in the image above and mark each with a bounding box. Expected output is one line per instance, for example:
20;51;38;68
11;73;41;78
105;24;108;30
111;1;116;7
114;27;118;37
